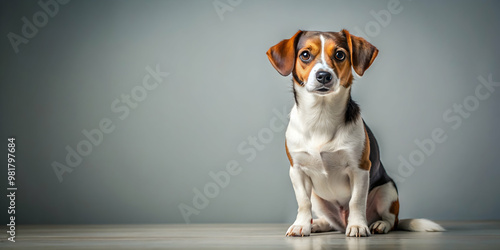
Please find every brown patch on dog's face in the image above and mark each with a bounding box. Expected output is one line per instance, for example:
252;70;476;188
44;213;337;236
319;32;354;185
292;34;321;86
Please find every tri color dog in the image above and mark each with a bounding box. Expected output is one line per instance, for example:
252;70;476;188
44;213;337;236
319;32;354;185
266;30;445;237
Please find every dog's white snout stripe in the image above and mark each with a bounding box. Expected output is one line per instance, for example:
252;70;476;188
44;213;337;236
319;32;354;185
320;35;327;67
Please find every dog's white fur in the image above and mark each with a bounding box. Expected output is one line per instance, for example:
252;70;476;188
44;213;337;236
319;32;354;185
285;53;372;237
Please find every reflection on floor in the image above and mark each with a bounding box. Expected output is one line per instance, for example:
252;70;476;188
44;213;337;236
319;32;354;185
1;221;500;249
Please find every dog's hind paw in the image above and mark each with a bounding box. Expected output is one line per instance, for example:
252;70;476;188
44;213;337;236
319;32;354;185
370;220;391;234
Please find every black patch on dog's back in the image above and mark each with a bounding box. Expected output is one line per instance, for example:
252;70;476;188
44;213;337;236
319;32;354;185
364;121;397;192
345;96;360;125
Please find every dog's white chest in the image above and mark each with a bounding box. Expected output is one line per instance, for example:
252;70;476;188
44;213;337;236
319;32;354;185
288;138;355;202
292;140;353;203
285;105;366;204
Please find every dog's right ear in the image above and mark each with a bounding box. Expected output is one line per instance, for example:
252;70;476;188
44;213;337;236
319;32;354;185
266;30;303;76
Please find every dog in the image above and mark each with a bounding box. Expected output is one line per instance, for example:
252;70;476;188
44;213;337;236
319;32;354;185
266;30;445;237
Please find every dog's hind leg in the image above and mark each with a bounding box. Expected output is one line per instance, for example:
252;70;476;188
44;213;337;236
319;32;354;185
366;182;399;234
311;191;346;233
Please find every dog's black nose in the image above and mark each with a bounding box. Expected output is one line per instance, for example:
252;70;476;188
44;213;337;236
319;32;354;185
316;71;332;84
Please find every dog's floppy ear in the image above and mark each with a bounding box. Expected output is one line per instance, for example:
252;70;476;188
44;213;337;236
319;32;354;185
342;29;378;76
266;30;303;76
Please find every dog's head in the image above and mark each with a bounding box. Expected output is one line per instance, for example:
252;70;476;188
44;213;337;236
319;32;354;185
266;30;378;95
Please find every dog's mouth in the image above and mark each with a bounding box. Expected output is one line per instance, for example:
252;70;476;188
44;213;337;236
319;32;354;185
314;87;331;94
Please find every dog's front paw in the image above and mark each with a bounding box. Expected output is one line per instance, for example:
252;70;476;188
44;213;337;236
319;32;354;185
286;224;311;237
346;223;370;237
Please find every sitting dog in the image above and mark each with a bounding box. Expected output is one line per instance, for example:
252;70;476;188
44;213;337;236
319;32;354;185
266;30;444;237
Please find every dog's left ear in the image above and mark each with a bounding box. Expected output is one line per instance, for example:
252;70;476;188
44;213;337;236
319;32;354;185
342;29;379;76
266;30;303;76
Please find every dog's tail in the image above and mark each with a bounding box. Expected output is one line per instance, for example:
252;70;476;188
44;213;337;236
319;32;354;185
397;219;445;232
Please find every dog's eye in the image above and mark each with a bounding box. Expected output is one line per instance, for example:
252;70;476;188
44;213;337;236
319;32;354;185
299;51;311;62
334;51;346;61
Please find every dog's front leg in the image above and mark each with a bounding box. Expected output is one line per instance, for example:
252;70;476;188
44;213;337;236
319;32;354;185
346;168;371;237
286;166;313;237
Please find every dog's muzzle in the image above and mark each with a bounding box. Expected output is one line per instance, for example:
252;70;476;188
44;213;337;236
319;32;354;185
314;71;334;93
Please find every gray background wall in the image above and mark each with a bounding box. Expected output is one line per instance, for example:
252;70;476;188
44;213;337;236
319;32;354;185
1;0;499;224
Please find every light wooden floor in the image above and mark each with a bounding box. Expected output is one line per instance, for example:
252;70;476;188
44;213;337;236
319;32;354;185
1;221;500;249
